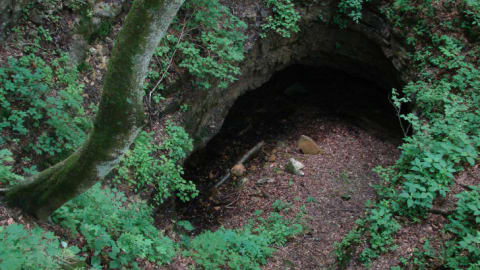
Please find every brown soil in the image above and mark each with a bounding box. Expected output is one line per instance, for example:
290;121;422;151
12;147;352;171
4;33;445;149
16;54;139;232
168;93;402;269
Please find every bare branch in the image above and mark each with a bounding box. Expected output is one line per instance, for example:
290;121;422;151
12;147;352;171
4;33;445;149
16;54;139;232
213;141;265;189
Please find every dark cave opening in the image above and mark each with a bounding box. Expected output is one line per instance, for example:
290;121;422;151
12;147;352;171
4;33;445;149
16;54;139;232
177;64;408;228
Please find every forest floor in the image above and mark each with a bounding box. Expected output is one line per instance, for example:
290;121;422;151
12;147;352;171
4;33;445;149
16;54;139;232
166;92;480;269
163;100;402;269
2;85;478;269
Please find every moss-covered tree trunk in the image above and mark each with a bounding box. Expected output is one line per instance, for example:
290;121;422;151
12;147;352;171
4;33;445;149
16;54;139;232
4;0;185;220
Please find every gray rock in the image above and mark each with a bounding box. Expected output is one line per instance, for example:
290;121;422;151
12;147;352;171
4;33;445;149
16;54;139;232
285;158;305;176
179;1;407;151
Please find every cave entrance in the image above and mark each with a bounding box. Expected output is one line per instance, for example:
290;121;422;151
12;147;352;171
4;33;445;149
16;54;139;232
179;64;405;232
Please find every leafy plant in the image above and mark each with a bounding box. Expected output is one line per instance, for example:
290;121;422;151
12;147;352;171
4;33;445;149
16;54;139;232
272;199;292;212
114;123;197;204
52;184;176;269
146;0;247;96
0;149;23;186
0;53;91;166
0;223;82;269
254;212;303;246
186;227;274;270
443;186;480;268
336;1;480;267
184;205;304;270
335;0;371;28
260;0;301;38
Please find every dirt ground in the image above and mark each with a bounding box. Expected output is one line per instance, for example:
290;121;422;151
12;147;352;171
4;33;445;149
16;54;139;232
168;94;402;269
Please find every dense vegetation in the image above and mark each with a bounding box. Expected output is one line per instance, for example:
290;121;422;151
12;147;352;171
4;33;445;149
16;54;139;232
1;0;479;268
0;0;305;268
334;0;480;268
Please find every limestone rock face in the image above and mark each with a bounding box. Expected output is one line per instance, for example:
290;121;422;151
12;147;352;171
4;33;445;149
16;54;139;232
298;135;322;155
160;0;408;152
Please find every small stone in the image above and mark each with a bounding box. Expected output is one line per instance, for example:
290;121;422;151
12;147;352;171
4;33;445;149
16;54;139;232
298;135;322;155
285;158;305;176
256;178;275;184
231;163;246;177
240;177;249;185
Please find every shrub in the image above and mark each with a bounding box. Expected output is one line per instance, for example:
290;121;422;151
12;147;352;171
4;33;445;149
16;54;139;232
443;186;480;268
335;3;480;266
146;0;247;95
52;184;176;269
0;223;82;269
0;149;22;186
0;53;91;165
334;0;371;28
114;123;197;204
185;205;304;270
186;227;274;270
260;0;301;38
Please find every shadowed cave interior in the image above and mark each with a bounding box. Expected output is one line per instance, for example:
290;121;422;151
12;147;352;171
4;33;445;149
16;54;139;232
175;64;408;229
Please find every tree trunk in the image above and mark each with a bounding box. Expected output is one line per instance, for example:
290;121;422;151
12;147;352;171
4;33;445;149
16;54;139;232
4;0;185;220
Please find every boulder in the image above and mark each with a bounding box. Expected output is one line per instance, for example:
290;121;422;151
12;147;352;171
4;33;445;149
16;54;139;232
285;158;305;176
231;163;246;177
297;135;322;155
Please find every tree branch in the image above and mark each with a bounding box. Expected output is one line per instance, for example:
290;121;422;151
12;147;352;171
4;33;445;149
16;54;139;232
213;141;265;189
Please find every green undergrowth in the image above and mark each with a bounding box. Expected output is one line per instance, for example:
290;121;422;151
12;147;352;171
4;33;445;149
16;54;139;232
0;149;23;186
50;183;305;269
145;0;247;101
0;25;91;171
334;0;480;268
334;0;371;28
182;201;306;270
52;183;176;269
0;223;83;269
113;123;197;204
0;53;90;160
260;0;301;38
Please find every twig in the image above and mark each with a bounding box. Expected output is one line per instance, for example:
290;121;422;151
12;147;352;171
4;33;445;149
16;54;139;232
147;18;188;105
214;172;231;189
238;141;265;164
212;141;265;189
